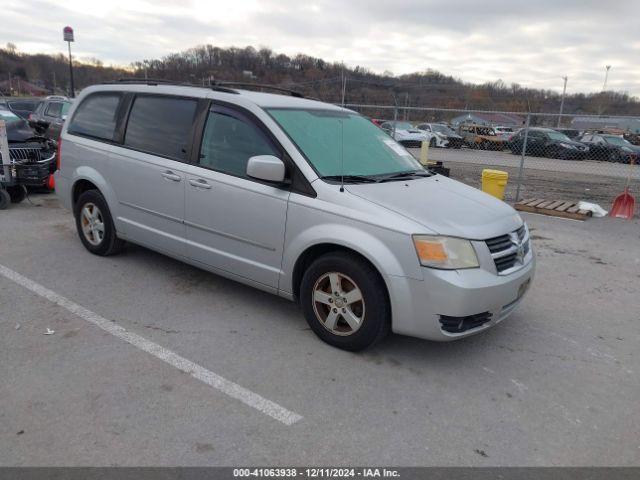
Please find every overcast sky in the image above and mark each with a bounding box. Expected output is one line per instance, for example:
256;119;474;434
3;0;639;96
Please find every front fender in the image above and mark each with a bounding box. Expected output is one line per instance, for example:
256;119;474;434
280;221;424;296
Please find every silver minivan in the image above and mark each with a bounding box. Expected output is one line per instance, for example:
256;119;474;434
55;81;534;351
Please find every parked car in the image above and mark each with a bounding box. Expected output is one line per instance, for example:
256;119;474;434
28;96;72;139
578;133;639;163
458;124;506;150
380;121;434;147
508;128;589;159
415;123;463;148
0;109;57;200
55;82;534;351
0;96;43;119
493;126;514;141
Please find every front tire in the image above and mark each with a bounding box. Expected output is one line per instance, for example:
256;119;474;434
6;186;26;203
0;189;10;210
300;252;390;351
74;190;124;256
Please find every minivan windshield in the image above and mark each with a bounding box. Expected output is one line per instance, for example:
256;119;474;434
267;108;423;178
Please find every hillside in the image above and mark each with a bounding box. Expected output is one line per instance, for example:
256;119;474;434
1;44;639;119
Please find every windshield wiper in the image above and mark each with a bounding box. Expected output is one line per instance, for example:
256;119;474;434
321;175;380;184
378;170;433;182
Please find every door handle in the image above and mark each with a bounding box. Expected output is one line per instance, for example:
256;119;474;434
161;171;182;182
189;178;212;189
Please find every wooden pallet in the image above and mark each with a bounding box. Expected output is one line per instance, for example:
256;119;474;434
515;199;593;220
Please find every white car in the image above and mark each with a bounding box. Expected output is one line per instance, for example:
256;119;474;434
380;121;435;148
494;126;515;141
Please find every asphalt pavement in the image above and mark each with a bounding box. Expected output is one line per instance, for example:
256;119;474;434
1;194;638;466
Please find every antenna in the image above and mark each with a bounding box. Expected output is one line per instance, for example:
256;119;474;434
340;117;345;192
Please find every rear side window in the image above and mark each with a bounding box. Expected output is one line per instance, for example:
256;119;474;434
199;107;279;178
45;102;63;117
68;93;122;141
124;96;197;160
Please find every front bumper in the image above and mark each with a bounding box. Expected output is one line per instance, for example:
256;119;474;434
386;255;535;341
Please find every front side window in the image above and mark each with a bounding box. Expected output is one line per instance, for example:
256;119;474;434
267;108;422;178
199;107;279;178
68;93;122;141
125;96;197;160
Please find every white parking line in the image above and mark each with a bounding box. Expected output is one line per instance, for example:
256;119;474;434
0;264;303;426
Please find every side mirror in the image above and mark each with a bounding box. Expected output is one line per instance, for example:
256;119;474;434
246;155;286;183
61;115;68;121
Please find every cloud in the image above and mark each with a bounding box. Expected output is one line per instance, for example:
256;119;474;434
2;0;639;96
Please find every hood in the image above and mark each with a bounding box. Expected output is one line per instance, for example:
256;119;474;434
5;119;39;143
396;129;427;139
346;175;522;239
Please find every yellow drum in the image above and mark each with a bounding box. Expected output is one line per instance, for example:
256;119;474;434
481;169;508;200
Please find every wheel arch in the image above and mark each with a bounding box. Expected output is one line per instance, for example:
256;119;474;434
290;242;391;304
70;166;118;214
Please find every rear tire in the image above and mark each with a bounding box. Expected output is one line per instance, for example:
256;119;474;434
429;137;436;147
300;251;390;351
74;190;125;256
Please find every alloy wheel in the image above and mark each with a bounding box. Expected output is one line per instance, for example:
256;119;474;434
80;202;105;246
312;272;365;336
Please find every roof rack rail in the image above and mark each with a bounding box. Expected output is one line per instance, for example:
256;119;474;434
215;82;305;98
105;78;239;95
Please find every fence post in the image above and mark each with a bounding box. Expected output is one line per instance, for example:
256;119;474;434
514;113;531;203
392;104;398;140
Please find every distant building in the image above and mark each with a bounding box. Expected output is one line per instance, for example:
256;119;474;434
570;116;640;134
450;112;525;128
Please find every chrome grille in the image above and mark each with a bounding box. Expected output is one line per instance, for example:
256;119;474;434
485;225;530;274
9;147;43;163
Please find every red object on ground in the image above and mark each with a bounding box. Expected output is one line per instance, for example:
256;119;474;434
610;158;636;219
47;174;55;191
610;187;635;219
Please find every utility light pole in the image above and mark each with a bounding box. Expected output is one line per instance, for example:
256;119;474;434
63;26;75;97
341;64;347;107
557;75;568;128
602;65;611;91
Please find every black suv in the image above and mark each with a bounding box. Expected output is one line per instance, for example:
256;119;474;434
508;128;589;160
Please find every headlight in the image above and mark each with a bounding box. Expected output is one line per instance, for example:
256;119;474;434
413;235;479;269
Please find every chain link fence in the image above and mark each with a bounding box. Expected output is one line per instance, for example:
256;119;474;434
345;104;640;207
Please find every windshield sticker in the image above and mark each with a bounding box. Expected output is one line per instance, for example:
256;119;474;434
382;138;413;157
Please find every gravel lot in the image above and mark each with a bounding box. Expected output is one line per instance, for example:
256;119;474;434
0;194;639;466
408;147;640;205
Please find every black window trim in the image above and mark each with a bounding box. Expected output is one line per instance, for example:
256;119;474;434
192;99;316;197
67;91;125;144
121;92;202;163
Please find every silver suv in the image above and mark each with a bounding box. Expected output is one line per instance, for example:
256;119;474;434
54;81;534;351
